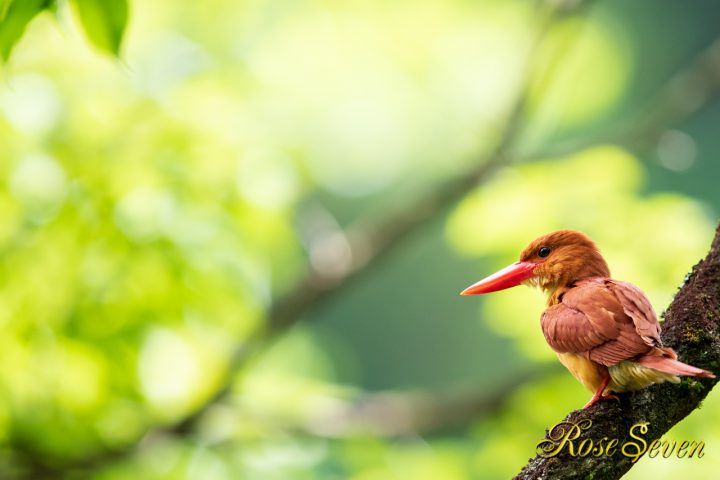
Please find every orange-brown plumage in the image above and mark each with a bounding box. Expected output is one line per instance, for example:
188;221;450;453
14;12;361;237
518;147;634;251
461;229;715;409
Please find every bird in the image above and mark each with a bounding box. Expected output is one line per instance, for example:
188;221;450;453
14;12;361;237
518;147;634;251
460;229;715;409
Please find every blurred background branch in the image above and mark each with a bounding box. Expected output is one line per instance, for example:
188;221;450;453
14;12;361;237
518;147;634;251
166;0;590;438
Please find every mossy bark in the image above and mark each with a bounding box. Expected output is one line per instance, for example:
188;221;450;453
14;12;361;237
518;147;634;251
514;224;720;480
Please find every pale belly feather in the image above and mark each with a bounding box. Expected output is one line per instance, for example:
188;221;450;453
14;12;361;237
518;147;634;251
608;361;680;392
557;352;680;393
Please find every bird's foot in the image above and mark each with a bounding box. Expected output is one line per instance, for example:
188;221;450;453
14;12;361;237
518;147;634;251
583;393;620;409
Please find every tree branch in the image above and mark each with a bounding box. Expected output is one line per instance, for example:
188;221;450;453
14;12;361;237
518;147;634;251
167;0;581;437
514;223;720;480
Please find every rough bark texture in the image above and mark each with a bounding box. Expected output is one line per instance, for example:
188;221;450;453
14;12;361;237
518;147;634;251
515;224;720;480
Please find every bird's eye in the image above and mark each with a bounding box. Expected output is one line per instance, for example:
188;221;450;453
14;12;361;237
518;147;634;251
538;246;551;258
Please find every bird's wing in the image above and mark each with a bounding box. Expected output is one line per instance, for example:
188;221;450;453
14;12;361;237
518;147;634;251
541;278;659;366
606;279;662;347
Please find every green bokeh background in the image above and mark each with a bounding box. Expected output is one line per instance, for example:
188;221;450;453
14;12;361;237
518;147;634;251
0;0;719;478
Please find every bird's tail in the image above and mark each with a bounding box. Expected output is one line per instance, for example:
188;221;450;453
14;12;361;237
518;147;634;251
638;348;715;378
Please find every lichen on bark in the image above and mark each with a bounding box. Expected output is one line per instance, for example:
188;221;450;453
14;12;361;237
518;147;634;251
514;224;720;480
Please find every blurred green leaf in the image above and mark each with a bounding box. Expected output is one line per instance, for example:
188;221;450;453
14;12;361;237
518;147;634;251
0;0;50;62
0;0;10;22
71;0;128;56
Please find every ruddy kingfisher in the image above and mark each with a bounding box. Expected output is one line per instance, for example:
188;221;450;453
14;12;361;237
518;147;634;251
461;230;715;409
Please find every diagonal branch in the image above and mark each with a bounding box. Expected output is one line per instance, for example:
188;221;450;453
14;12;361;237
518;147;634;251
514;223;720;480
168;0;582;436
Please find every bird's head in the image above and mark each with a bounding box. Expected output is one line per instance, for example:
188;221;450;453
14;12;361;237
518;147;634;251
460;230;610;298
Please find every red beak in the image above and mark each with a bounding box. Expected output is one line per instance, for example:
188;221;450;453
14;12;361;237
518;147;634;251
460;261;537;295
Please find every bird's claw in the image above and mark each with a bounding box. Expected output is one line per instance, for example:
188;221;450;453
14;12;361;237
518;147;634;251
602;393;620;403
583;393;620;409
